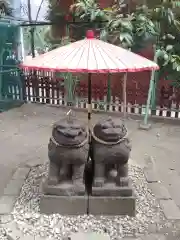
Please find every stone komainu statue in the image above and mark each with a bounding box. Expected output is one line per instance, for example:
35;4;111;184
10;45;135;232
92;117;132;188
47;117;88;187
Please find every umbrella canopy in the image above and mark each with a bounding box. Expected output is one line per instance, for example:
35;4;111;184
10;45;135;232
20;30;159;73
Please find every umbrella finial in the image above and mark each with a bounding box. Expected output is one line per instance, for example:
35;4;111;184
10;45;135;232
86;30;95;39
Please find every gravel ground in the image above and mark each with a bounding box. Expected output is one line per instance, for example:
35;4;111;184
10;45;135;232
12;163;168;239
0;228;8;240
0;216;11;240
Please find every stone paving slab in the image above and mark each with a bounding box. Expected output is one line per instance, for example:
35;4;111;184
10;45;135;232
3;166;29;197
12;167;30;180
140;234;166;240
143;159;180;221
160;200;180;220
0;165;30;215
3;179;24;196
148;183;172;200
0;214;13;224
0;165;14;197
0;196;16;215
143;168;159;183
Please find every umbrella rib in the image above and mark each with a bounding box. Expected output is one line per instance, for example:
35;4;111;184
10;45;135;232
45;40;88;70
87;40;91;70
100;41;130;68
100;40;156;71
73;42;89;70
95;42;128;71
30;44;69;64
88;40;100;70
91;42;110;71
99;41;134;69
62;40;88;62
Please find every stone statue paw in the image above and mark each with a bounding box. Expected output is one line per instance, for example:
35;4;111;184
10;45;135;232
47;176;59;185
93;178;105;187
116;177;129;187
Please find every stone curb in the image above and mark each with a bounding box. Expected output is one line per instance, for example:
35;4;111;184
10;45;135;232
143;168;159;183
143;165;180;220
68;232;167;240
138;234;166;240
0;167;30;215
3;225;170;240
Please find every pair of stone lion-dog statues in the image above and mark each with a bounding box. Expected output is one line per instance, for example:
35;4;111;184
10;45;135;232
47;114;132;195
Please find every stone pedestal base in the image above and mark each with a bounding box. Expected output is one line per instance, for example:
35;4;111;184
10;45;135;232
40;179;136;216
139;122;151;130
40;195;136;216
42;180;85;196
92;183;133;197
40;179;87;215
40;195;87;215
89;196;136;216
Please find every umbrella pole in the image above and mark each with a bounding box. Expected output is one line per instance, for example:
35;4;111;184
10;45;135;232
123;73;127;119
88;73;92;142
86;72;92;215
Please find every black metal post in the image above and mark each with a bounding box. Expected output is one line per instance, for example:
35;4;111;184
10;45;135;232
27;0;40;102
86;72;93;215
27;0;35;58
88;73;92;142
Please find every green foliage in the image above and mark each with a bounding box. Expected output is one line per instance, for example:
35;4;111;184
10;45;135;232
70;0;109;39
150;1;180;87
70;0;180;87
70;0;108;22
43;21;80;104
131;6;157;50
55;35;80;104
0;0;13;17
23;26;49;54
156;48;180;87
57;72;80;104
71;0;158;48
102;5;158;48
46;2;67;23
102;16;133;47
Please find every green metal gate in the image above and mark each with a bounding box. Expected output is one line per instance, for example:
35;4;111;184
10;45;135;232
0;20;24;112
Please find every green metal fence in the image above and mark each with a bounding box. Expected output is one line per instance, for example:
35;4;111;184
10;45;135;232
0;65;24;112
0;20;24;112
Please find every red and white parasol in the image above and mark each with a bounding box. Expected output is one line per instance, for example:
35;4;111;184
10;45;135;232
20;30;159;128
21;30;158;73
